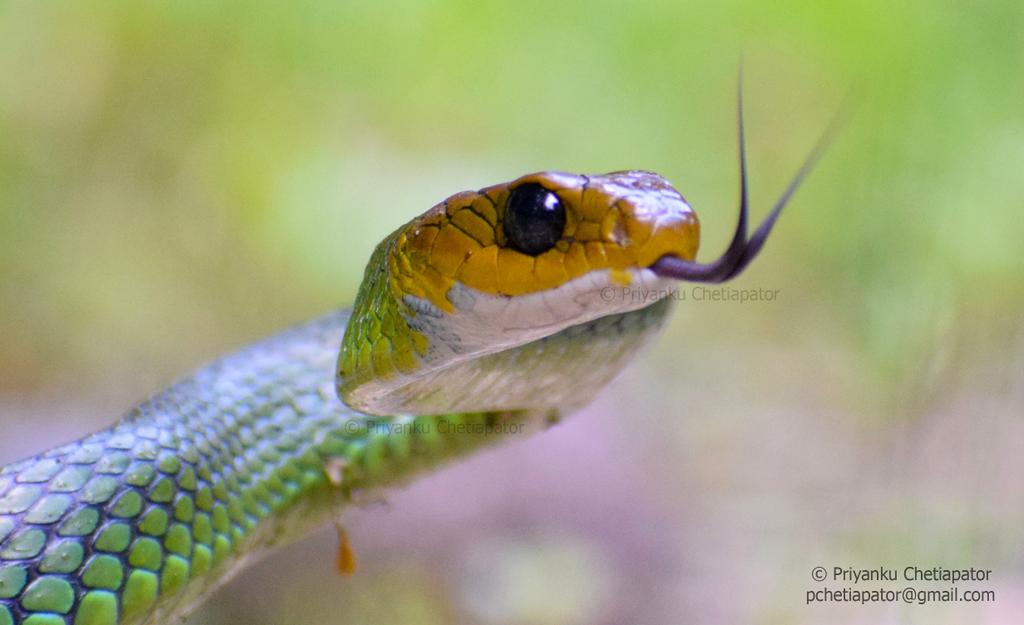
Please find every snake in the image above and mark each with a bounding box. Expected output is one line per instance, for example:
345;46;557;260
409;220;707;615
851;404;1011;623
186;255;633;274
0;93;830;625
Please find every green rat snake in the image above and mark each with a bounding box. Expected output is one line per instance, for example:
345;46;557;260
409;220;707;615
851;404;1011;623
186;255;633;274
0;90;832;625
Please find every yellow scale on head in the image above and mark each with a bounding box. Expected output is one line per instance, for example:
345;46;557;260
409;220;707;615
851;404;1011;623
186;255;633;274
390;171;699;312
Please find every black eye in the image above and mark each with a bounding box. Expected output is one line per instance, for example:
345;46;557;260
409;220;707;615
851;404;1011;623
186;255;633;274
503;183;566;255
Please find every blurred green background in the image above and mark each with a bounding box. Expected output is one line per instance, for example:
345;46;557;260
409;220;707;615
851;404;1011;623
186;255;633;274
1;1;1022;624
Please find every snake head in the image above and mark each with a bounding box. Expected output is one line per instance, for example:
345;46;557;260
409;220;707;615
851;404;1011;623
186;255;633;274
336;169;709;415
338;87;836;415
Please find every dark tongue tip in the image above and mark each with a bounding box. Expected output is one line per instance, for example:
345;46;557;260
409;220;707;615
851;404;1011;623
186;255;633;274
650;71;845;284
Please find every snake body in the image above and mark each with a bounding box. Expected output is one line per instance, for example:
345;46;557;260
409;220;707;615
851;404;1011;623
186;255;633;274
0;299;670;625
0;96;828;625
1;313;351;625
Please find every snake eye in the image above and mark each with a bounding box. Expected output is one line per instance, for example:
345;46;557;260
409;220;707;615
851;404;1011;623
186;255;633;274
503;183;566;255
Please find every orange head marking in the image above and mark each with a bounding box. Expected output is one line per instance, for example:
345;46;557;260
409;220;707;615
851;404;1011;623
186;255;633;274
390;170;699;312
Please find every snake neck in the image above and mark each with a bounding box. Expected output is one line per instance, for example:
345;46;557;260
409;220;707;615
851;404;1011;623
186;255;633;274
0;311;539;625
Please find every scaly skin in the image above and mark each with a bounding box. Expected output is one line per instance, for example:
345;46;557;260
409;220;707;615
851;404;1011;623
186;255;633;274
0;94;828;624
0;311;533;625
0;171;692;625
